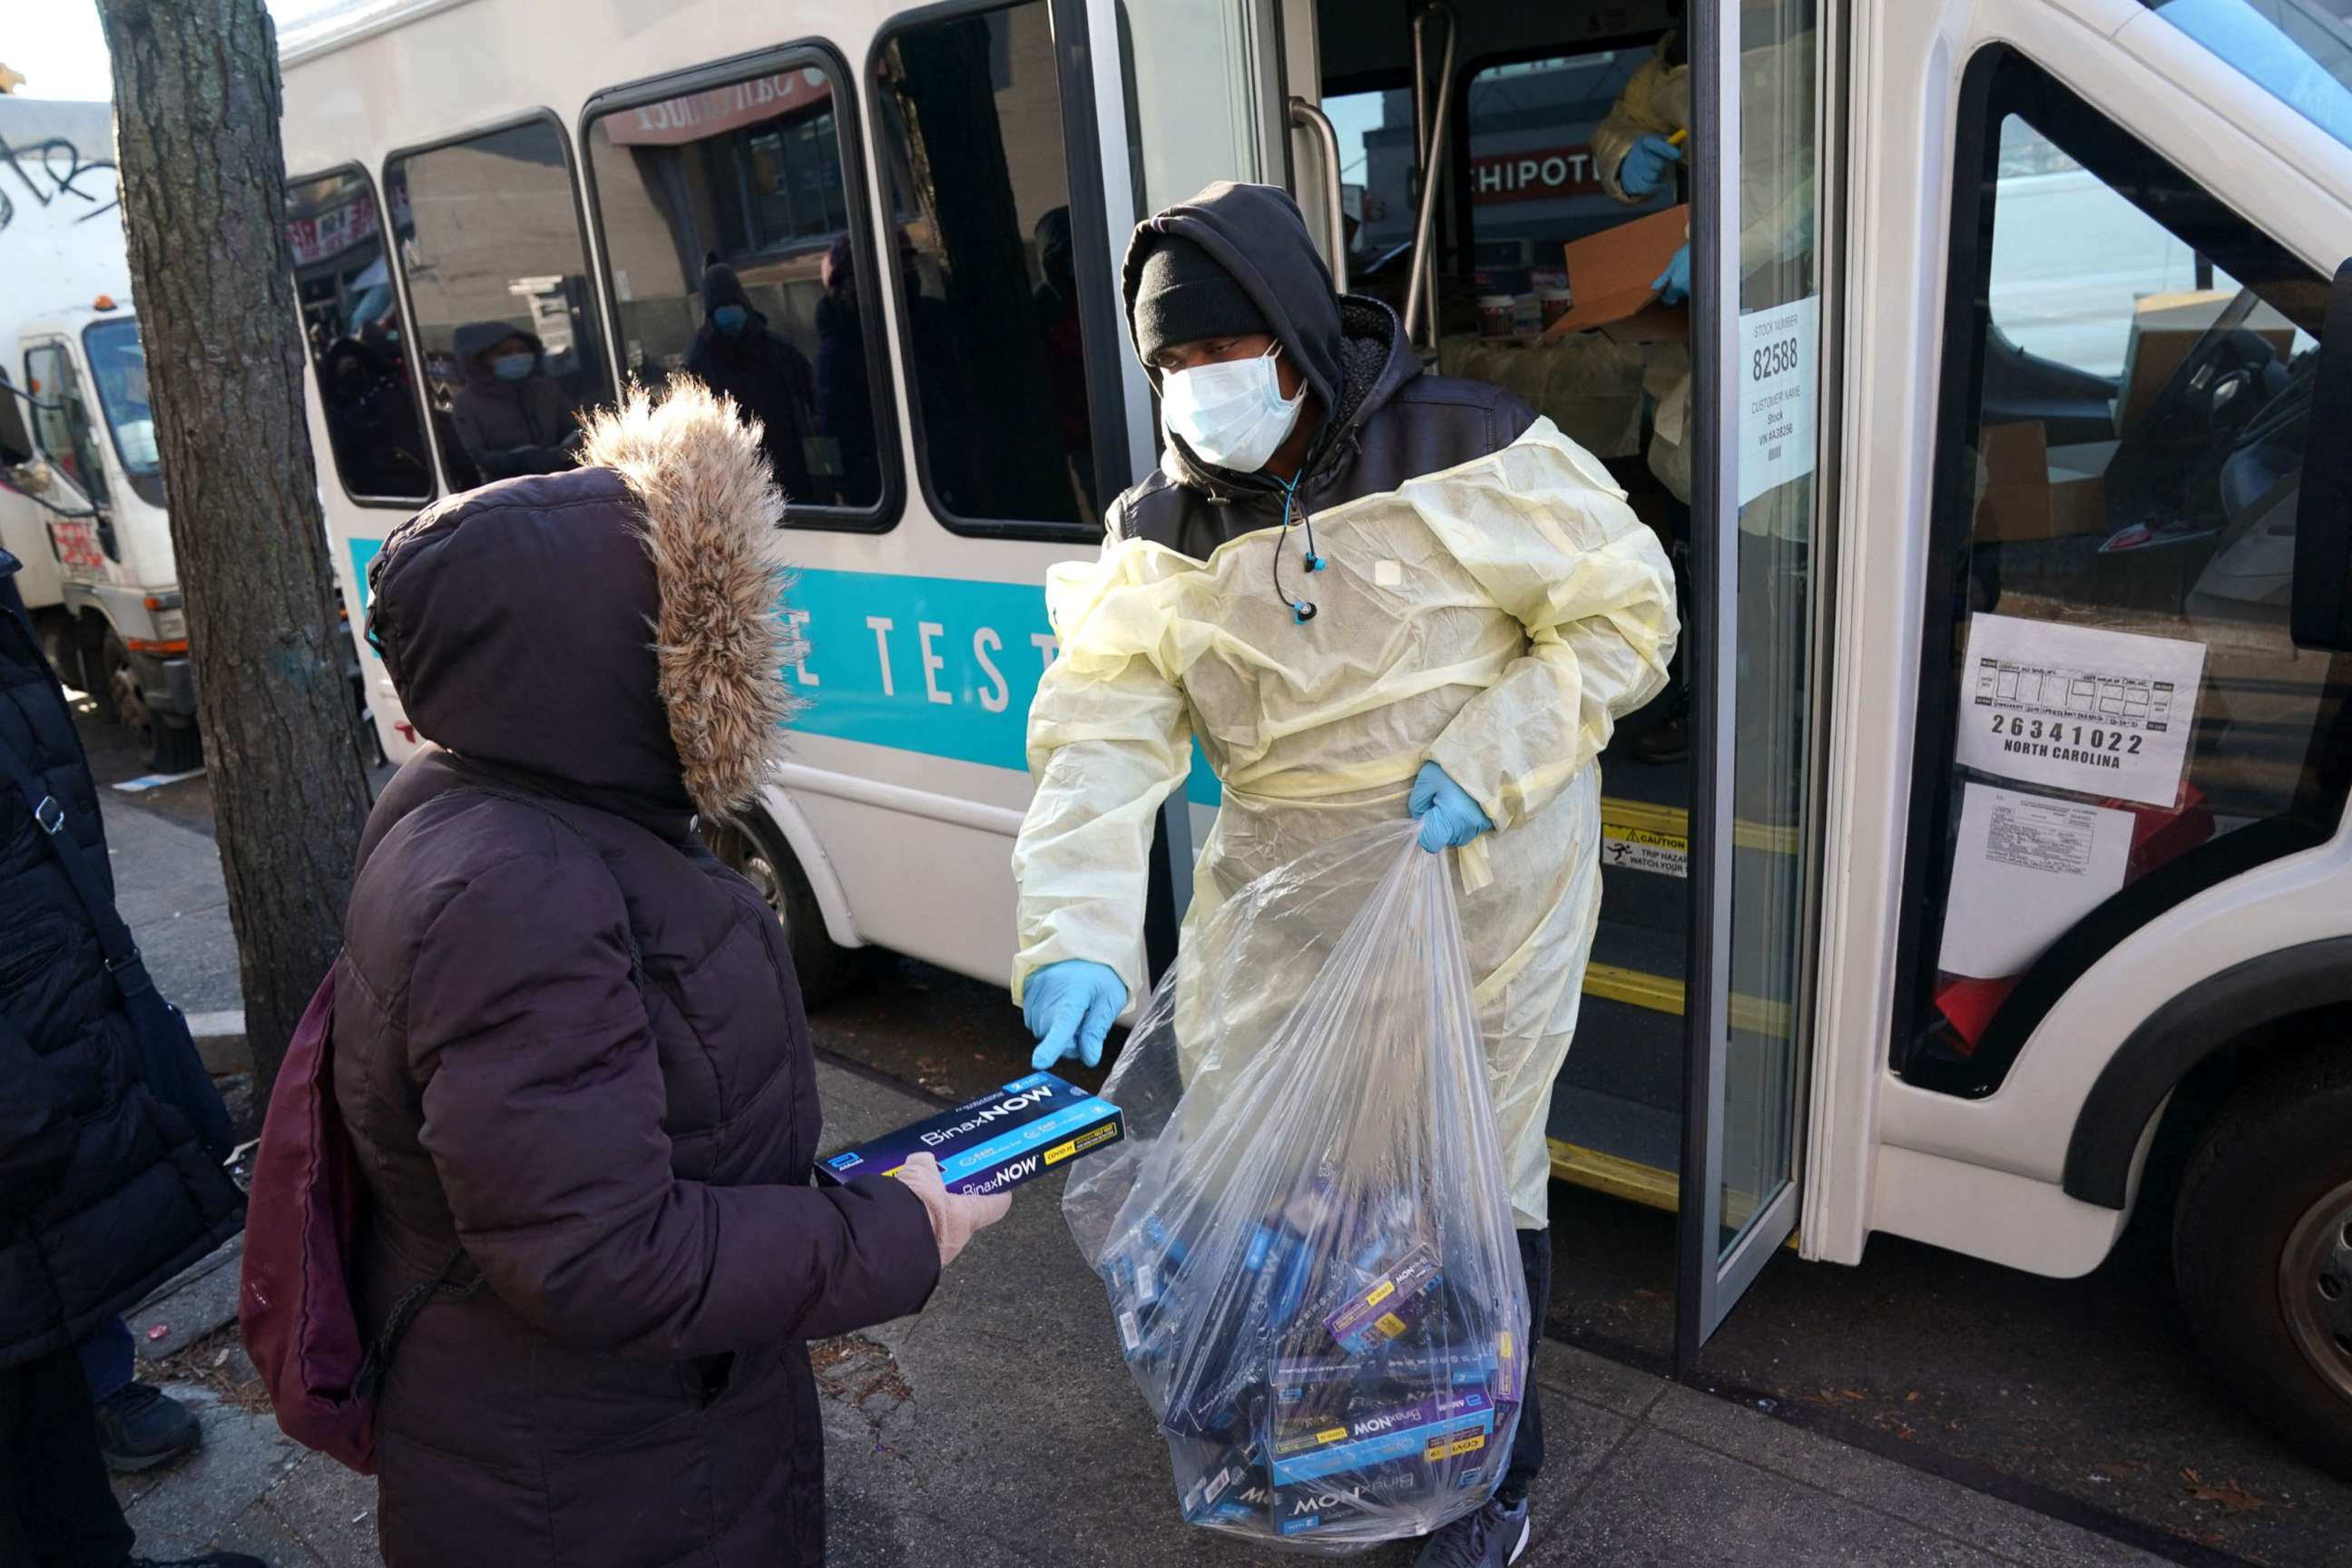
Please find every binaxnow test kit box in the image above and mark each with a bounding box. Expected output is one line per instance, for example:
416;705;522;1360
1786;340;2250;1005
814;1071;1124;1197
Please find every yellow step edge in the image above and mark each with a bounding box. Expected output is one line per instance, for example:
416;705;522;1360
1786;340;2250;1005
1582;960;1792;1039
1598;795;1799;858
1546;1138;1800;1249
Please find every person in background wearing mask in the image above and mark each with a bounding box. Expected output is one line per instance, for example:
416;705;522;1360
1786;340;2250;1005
448;321;581;483
682;262;822;504
1009;182;1677;1568
1592;12;1817;768
1592;17;1696;762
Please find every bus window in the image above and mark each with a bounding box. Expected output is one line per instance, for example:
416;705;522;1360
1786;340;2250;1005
1462;47;1671;291
584;54;891;521
1900;52;2350;1095
384;116;613;494
873;0;1097;534
286;168;434;505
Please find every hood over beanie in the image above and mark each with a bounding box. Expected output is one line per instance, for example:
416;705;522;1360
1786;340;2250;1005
450;319;544;384
1129;232;1269;362
1122;181;1344;419
1111;181;1537;557
365;378;799;825
702;261;758;323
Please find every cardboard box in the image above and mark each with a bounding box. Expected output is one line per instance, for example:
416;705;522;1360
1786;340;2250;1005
814;1071;1122;1197
1542;205;1690;340
1974;423;2117;544
2114;290;2298;435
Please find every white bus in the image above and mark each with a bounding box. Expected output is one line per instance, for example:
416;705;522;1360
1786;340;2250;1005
277;0;2352;1474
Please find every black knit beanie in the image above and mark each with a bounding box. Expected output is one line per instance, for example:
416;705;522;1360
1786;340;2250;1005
1131;233;1268;363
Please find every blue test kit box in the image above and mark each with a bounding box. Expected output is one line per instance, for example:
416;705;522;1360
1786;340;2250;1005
814;1071;1124;1197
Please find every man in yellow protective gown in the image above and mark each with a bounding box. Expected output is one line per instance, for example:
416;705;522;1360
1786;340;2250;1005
1009;181;1676;1567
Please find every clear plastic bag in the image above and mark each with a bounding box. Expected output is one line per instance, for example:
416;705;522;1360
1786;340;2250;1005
1065;822;1530;1553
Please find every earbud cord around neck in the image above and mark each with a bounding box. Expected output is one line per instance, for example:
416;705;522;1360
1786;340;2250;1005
1269;469;1326;625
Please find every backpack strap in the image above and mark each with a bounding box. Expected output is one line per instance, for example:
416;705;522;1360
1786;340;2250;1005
0;714;234;1159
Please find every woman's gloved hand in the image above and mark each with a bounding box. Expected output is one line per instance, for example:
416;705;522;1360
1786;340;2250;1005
1409;761;1494;854
1022;959;1126;1070
890;1152;1011;1269
1617;132;1684;198
1652;243;1692;307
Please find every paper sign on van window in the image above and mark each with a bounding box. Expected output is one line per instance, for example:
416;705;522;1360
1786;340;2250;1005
1954;614;2206;808
1938;784;2133;979
1736;295;1819;507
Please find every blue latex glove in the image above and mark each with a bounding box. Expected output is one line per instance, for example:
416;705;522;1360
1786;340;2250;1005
1652;243;1692;307
1023;959;1126;1069
1408;761;1494;855
1617;132;1683;199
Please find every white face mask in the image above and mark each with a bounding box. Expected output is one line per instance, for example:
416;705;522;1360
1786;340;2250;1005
1161;343;1305;473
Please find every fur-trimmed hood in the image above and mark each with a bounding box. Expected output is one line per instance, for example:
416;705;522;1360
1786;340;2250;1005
365;379;796;824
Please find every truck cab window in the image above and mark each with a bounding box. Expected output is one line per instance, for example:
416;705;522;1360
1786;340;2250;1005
1902;53;2348;1094
385;118;613;493
585;55;889;520
874;0;1097;533
24;342;106;506
287;168;434;504
81;318;167;511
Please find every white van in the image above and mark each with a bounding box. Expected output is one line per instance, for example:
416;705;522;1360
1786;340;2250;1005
0;97;199;769
277;0;2352;1475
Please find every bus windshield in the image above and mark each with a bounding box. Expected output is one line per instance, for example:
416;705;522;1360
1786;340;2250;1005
2143;0;2352;150
82;317;162;478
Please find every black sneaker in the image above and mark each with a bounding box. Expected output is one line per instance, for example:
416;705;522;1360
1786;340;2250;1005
128;1554;267;1567
1416;1494;1532;1567
95;1382;201;1473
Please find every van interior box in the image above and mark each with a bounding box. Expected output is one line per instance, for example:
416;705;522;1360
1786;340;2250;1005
2113;289;2298;435
1975;421;2117;545
1543;205;1690;343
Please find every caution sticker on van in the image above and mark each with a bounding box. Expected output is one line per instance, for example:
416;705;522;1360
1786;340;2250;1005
1602;823;1687;878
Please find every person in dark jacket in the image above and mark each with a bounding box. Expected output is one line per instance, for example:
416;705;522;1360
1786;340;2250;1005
447;321;581;484
681;262;821;503
0;548;256;1568
342;380;1004;1567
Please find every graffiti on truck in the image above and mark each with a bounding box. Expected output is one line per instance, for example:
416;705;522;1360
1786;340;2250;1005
0;133;121;235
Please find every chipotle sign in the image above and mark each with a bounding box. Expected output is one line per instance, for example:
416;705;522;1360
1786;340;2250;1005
1469;146;1602;204
603;68;833;146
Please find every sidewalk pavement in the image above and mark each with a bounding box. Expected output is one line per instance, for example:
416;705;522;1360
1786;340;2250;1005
106;789;248;1066
113;1054;2173;1568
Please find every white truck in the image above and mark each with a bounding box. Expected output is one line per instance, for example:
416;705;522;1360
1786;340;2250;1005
0;95;198;769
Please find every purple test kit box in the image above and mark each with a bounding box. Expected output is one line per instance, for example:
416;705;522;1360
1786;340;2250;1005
1326;1243;1444;1354
814;1072;1123;1197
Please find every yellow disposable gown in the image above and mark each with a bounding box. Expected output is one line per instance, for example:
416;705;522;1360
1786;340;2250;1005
1010;421;1677;1230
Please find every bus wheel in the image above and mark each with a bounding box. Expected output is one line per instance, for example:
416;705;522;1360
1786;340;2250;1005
2174;1044;2352;1480
700;810;875;1007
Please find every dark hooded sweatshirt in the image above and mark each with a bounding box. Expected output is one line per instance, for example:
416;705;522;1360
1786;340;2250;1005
448;321;580;484
683;264;820;503
1112;181;1536;559
340;383;936;1567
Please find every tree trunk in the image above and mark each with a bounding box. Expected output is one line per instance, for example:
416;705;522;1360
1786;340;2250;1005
96;0;372;1099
